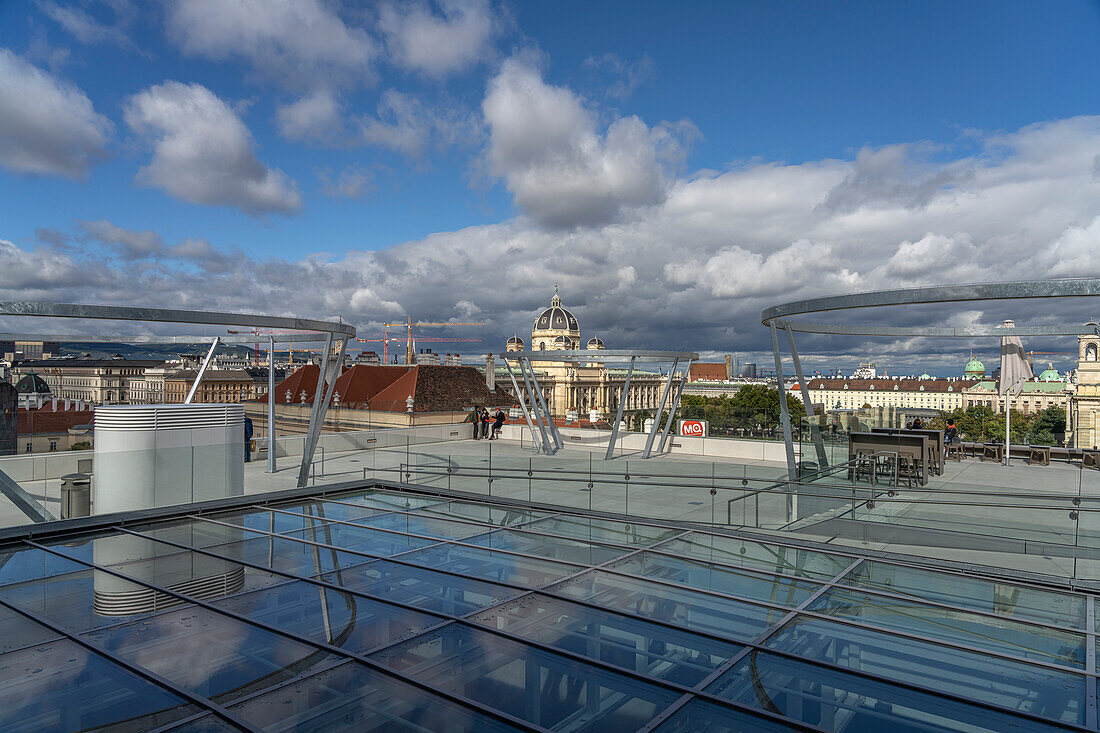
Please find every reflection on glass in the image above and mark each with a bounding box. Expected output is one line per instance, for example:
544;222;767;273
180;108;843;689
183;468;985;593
520;515;681;546
315;557;521;615
330;491;449;511
397;543;582;588
653;698;796;732
0;637;199;732
163;715;244;732
347;512;487;541
419;500;553;527
842;561;1086;628
230;659;520;732
284;521;436;557
0;543;92;588
372;624;679;731
809;587;1086;668
281;499;390;523
766;616;1086;726
470;595;741;686
709;650;1066;733
463;529;629;565
551;570;783;643
660;533;849;580
607;552;820;608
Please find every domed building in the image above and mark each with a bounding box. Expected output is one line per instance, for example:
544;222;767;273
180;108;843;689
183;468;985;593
964;355;986;379
504;289;673;421
1038;363;1060;382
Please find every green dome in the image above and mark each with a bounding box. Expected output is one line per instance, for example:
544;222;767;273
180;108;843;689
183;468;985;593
919;372;931;379
1038;363;1060;382
964;357;985;374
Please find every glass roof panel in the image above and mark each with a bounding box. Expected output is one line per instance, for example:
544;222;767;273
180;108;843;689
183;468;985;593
708;650;1067;733
550;569;782;643
469;593;742;686
396;543;582;587
314;556;522;615
809;586;1086;669
273;498;391;523
519;514;682;546
282;519;438;556
161;715;245;731
228;659;522;732
415;499;555;527
328;491;450;511
0;636;201;732
344;511;489;540
605;552;822;608
765;615;1086;726
660;533;849;580
371;623;681;731
652;698;798;732
842;560;1086;628
462;528;630;565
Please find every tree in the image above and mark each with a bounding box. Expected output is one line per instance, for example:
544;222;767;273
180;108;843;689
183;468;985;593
1027;406;1066;446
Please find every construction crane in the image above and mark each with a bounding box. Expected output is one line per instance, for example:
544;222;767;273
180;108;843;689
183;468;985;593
227;329;313;367
1025;351;1073;367
382;317;485;365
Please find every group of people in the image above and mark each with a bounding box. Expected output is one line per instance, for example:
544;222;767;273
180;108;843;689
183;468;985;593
904;416;960;445
470;406;506;440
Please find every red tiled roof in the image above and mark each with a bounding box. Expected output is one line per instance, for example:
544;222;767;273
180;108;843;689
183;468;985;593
690;363;727;381
19;406;95;435
268;364;326;404
332;364;512;413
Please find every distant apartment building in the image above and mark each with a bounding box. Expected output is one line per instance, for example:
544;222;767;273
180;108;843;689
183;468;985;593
164;369;254;403
17;402;95;454
803;376;978;412
1;340;60;361
962;364;1071;414
11;359;165;404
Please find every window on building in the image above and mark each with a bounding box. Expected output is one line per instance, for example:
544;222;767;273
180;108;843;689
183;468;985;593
49;440;57;451
25;443;31;453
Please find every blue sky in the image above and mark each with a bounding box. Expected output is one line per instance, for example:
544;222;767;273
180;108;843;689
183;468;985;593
1;0;1100;375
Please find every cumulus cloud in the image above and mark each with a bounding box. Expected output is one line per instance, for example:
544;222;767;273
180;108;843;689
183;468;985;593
483;58;692;228
277;88;344;143
0;48;112;178
39;1;138;49
165;0;376;88
380;0;494;77
582;53;656;101
124;81;302;216
8;115;1100;374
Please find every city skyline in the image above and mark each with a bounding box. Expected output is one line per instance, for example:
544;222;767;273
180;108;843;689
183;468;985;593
1;1;1099;373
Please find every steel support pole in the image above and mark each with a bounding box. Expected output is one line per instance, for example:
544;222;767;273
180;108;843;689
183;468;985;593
526;359;562;452
297;333;333;487
643;358;679;458
504;359;542;452
517;358;553;454
657;367;688;454
771;323;798;491
267;336;276;473
185;337;219;404
785;324;829;470
605;356;636;460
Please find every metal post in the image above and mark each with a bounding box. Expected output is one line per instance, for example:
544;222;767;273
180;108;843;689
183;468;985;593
185;337;219;404
267;336;276;473
517;358;553;454
605;356;636;460
657;366;687;454
525;359;562;452
505;359;542;452
785;324;829;469
297;334;340;487
1005;392;1011;467
643;358;679;458
771;323;797;489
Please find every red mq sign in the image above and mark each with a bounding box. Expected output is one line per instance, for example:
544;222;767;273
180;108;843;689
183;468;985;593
679;420;706;436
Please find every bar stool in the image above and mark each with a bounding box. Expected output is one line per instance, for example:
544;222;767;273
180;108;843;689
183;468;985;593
944;442;962;462
853;451;877;484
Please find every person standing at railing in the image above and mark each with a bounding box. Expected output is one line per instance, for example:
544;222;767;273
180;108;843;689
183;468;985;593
481;407;492;440
468;406;482;439
243;415;254;462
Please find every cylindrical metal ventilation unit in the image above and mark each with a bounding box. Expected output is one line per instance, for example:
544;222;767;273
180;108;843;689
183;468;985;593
93;404;245;515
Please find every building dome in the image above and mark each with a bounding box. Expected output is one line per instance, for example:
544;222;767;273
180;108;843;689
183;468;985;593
533;289;579;334
964;355;985;377
506;334;524;352
14;371;49;395
1038;363;1061;382
919;372;931;380
551;335;572;350
587;336;605;350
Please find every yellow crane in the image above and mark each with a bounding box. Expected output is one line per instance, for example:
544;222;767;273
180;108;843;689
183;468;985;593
383;316;485;365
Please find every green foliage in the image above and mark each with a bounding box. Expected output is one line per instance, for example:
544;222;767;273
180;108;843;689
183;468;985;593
939;404;1064;444
71;441;92;451
673;386;802;436
1027;406;1066;446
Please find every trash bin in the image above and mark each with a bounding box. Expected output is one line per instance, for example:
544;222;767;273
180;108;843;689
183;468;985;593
61;473;91;519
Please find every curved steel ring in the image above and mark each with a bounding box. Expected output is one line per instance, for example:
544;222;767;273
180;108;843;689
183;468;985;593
761;278;1100;337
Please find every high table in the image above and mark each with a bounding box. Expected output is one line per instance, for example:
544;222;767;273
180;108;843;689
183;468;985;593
848;432;929;485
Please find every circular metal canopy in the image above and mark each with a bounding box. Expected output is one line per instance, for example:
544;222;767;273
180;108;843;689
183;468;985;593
761;278;1100;337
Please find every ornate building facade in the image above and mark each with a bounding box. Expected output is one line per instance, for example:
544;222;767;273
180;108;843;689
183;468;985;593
507;290;673;420
1071;334;1100;449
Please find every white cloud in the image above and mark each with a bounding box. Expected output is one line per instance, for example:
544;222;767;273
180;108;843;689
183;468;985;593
483;58;693;228
165;0;376;88
277;88;344;143
380;0;494;77
39;1;138;48
0;48;112;178
8;115;1100;373
124;81;302;216
317;165;374;199
359;89;481;157
79;219;165;258
582;53;656;101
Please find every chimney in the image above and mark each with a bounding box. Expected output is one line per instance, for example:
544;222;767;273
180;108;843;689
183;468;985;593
724;354;732;381
485;353;495;391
